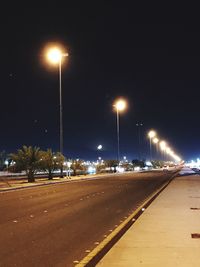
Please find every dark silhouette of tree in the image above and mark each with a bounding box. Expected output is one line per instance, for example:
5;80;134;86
10;146;41;182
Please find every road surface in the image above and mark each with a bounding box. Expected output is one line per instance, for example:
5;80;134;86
0;171;175;266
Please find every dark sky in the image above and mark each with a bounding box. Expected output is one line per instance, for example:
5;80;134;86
0;4;199;161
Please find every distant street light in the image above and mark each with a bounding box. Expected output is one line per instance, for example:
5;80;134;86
153;137;159;158
148;130;156;161
46;45;68;177
113;98;127;164
97;145;102;150
159;140;167;161
97;144;103;161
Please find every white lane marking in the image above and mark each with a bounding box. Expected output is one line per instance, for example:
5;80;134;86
85;250;90;253
94;242;99;245
115;225;118;227
44;210;48;213
13;220;18;223
30;215;34;218
104;235;107;237
73;260;79;263
109;229;113;232
124;216;127;219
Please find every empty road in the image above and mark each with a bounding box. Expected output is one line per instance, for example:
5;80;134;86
0;171;175;266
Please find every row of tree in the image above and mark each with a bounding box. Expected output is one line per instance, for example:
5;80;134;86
0;146;167;183
1;146;120;183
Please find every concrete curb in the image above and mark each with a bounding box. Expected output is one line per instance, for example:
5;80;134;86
76;171;178;267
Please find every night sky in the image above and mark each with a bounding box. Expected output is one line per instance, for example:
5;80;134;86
1;4;199;161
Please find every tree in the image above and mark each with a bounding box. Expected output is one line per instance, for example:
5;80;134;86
104;159;119;172
39;149;57;180
0;151;7;171
120;162;133;171
54;152;65;177
151;160;164;168
96;162;106;173
132;159;145;168
70;159;86;176
10;146;41;182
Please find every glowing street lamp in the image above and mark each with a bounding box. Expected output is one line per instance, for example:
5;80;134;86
97;145;102;150
153;137;159;157
159;141;166;151
153;137;159;144
46;45;68;177
159;140;167;161
148;130;156;161
97;144;103;161
113;98;127;164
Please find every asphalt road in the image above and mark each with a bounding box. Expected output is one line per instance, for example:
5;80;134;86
0;171;175;267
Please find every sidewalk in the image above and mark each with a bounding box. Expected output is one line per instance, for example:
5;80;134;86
97;174;200;267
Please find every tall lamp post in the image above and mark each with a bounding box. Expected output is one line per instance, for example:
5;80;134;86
148;130;156;161
153;137;159;159
97;144;103;161
113;99;127;165
159;140;167;162
46;46;68;177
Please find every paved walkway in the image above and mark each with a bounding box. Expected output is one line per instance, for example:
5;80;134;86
97;174;200;267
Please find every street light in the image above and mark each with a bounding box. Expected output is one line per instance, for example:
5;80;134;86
153;137;159;158
97;144;103;162
97;144;102;150
113;98;127;164
46;45;68;177
159;140;167;161
148;130;156;161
